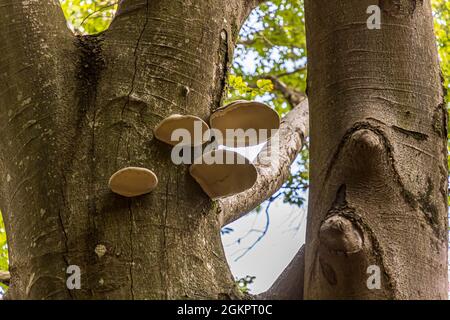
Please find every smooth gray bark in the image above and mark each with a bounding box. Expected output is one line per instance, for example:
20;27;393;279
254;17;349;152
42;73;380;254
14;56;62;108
304;0;448;299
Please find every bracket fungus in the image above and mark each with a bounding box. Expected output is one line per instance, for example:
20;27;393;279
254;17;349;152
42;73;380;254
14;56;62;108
189;149;257;199
109;167;158;197
154;114;210;146
210;100;280;147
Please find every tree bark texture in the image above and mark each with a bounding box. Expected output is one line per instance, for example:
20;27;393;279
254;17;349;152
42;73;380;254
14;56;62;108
304;0;448;299
0;0;261;300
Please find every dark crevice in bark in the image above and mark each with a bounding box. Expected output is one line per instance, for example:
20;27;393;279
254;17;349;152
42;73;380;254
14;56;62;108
74;35;105;180
212;28;231;112
391;125;428;141
87;40;103;241
72;35;106;299
75;36;105;136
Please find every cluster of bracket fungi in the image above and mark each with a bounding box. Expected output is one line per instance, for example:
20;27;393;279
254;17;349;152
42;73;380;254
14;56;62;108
108;100;281;199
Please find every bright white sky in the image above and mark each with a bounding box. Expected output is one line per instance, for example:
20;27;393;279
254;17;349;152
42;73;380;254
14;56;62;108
223;198;307;294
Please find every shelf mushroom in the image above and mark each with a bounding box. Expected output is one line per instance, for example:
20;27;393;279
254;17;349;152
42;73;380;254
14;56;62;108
189;149;257;199
209;100;280;147
154;114;210;146
109;167;158;197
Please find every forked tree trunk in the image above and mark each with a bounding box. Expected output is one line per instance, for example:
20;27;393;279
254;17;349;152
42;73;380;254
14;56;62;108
1;0;446;301
0;0;262;300
304;0;448;299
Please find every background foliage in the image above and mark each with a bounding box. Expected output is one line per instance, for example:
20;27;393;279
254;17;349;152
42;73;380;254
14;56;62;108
1;0;450;294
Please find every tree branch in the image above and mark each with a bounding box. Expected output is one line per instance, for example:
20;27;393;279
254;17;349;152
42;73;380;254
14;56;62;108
257;245;305;300
247;68;307;108
265;75;306;107
79;2;119;29
219;98;309;226
238;32;275;47
273;66;307;79
0;271;10;286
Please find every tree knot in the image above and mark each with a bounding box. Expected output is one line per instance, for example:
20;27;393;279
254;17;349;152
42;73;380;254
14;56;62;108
319;214;364;254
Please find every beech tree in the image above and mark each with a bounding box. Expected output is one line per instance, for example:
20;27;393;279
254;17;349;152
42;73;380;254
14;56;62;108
303;0;448;299
0;0;448;300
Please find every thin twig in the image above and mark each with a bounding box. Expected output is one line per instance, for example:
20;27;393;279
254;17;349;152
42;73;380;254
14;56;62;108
79;2;118;27
234;193;283;261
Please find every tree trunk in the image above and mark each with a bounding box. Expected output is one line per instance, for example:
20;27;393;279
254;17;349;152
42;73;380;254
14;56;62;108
0;0;261;300
304;0;448;299
2;0;446;301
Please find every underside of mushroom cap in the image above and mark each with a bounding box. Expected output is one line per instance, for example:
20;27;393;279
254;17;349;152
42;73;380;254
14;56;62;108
210;100;280;147
189;149;257;199
154;114;210;146
109;167;158;197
